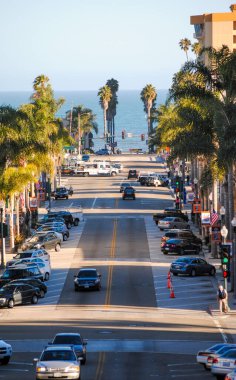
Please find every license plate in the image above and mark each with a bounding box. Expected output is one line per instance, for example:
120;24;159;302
84;284;89;288
54;373;62;378
165;248;169;251
223;362;229;367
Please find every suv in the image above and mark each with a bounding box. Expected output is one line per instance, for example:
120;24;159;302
35;345;81;380
123;187;136;200
74;268;101;291
0;340;12;364
50;333;87;364
6;249;50;267
21;232;61;252
47;211;80;228
54;187;69;200
0;265;44;288
0;282;40;308
128;169;138;179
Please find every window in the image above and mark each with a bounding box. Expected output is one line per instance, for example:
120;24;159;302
234;21;236;30
233;35;236;44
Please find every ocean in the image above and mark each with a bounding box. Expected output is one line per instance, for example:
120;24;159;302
0;90;168;152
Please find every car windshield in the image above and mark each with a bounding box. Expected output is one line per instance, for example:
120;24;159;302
78;270;97;278
163;217;174;221
54;336;82;345
14;252;32;259
0;285;15;292
41;350;76;361
2;269;23;279
125;189;134;193
165;233;177;238
28;235;44;243
167;239;181;244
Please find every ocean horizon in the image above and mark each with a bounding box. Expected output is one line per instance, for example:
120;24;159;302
0;90;169;152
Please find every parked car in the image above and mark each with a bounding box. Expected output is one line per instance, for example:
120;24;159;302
95;148;110;155
34;345;81;380
120;182;131;193
0;282;40;308
139;176;149;186
196;343;228;368
146;176;161;187
74;268;101;291
54;187;69;200
0;339;12;364
226;369;236;380
82;154;90;162
60;166;75;176
37;216;66;227
6;249;50;267
161;238;202;255
205;344;236;370
211;348;236;378
158;217;190;231
47;211;80;228
36;223;69;241
21;232;61;252
0;265;44;287
11;258;51;281
170;257;216;277
10;278;47;298
128;169;138;179
123;187;136;200
153;208;189;224
50;333;87;364
161;229;202;246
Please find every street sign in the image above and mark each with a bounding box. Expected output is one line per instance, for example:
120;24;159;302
193;203;201;213
211;226;221;242
186;192;195;202
201;211;210;225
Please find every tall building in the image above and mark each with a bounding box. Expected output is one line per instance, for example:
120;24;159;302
190;4;236;52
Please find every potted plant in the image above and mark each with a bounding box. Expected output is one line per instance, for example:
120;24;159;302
14;234;24;252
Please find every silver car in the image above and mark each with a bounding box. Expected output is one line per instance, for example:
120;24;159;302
35;345;81;380
158;217;189;231
211;348;236;377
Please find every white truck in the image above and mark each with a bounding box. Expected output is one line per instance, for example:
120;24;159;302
74;162;119;176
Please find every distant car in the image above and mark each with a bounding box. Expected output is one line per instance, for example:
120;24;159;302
0;282;39;308
34;345;81;380
60;166;75;176
21;232;61;252
120;182;131;193
196;343;228;368
10;278;47;298
0;339;12;364
50;333;87;364
54;187;69;200
161;238;202;255
6;249;50;267
211;348;236;378
95;148;110;155
158;217;189;231
170;257;216;277
82;154;90;162
123;187;136;200
128;169;138;179
146;176;161;187
74;268;101;291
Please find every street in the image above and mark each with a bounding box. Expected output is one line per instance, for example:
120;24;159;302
0;156;222;379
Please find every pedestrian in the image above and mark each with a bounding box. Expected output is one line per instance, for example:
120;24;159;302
217;285;228;313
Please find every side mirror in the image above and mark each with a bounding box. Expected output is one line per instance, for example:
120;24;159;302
33;358;38;362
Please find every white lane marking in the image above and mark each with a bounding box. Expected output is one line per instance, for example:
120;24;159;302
91;198;97;209
11;362;33;366
168;363;198;367
69;202;73;208
212;316;228;343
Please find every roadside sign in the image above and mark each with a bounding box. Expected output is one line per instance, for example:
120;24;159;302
201;211;210;225
186;192;195;203
211;226;221;242
29;197;38;210
193;203;201;213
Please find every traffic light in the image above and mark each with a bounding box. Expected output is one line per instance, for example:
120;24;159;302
122;130;125;139
223;269;229;278
141;134;145;141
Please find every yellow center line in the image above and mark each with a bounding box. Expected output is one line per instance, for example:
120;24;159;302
105;218;117;306
95;352;106;380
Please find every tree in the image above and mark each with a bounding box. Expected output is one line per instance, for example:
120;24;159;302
98;85;112;144
106;78;119;146
179;38;191;61
191;42;201;58
140;84;157;139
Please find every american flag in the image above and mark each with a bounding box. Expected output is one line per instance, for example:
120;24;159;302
210;210;219;226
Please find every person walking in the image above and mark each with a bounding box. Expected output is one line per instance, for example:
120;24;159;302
217;285;228;313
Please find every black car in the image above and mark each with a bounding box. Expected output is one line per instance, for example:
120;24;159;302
50;333;87;364
74;268;101;291
0;265;44;288
10;278;47;298
161;229;202;245
161;238;202;255
123;187;136;200
170;257;216;277
128;169;138;179
0;283;40;308
54;187;69;200
47;211;79;228
139;176;149;186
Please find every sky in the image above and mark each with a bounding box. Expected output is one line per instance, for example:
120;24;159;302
0;0;233;91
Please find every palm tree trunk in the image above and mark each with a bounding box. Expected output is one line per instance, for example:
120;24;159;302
9;195;14;251
103;108;107;145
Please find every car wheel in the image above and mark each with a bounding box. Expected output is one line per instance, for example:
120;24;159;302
55;243;61;252
63;234;68;241
74;219;79;226
173;225;177;228
209;268;216;276
163;251;168;255
191;269;196;277
1;357;10;365
173;273;178;276
31;295;38;305
84;172;89;177
66;196;68;199
8;299;14;308
67;222;72;229
44;272;50;281
40;289;45;298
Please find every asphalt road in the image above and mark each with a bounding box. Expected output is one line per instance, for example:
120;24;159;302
0;155;222;379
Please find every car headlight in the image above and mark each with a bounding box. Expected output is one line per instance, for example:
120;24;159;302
66;365;80;372
37;366;47;372
95;279;99;284
0;298;6;301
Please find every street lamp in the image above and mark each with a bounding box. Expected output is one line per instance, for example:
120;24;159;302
194;178;198;197
231;217;236;296
0;200;5;268
221;225;228;244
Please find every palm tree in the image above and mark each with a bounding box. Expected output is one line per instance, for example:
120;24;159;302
191;42;201;58
98;85;112;144
140;84;157;150
106;79;119;147
179;38;191;61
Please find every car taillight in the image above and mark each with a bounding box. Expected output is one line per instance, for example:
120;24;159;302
170;244;176;247
161;243;165;247
207;356;213;363
212;358;218;364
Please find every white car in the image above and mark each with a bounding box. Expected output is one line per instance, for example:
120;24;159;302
211;348;236;377
226;370;236;379
6;249;50;267
158;217;189;231
0;340;12;364
196;343;228;367
206;344;236;369
10;257;51;281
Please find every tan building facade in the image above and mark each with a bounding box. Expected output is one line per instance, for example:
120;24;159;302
190;4;236;52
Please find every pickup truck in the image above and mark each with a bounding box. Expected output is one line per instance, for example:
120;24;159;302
153;208;189;225
74;163;119;176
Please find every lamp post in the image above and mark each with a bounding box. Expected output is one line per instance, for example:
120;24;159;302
221;225;228;244
194;178;198;197
220;206;226;225
231;217;236;296
0;200;5;268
